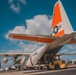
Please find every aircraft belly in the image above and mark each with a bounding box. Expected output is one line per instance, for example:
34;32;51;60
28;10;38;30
46;32;76;53
46;37;67;52
46;45;63;54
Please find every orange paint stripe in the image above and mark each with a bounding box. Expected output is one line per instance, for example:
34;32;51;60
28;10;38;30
9;34;55;43
52;3;62;28
54;30;64;37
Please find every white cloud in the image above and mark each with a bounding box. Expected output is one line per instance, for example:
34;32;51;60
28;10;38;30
5;26;26;39
66;45;76;50
5;15;52;53
8;0;27;13
25;15;51;35
58;45;76;55
8;0;13;4
5;15;51;39
7;42;42;53
59;49;68;54
18;0;27;5
10;3;20;13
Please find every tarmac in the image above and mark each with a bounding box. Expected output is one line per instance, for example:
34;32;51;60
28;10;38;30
0;67;76;75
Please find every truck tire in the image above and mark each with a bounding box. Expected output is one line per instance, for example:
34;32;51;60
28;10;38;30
55;64;60;70
47;65;51;70
38;67;43;70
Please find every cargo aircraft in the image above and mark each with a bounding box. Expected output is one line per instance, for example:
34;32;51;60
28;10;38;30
0;0;76;70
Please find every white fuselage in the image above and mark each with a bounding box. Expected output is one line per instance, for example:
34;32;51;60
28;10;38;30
26;44;49;68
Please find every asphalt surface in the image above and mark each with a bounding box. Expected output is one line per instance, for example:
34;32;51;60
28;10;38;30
0;68;76;75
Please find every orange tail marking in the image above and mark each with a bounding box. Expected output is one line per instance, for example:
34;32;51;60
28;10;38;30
52;3;62;28
54;30;64;37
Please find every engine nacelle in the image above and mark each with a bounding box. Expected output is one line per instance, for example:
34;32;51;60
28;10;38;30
3;58;8;63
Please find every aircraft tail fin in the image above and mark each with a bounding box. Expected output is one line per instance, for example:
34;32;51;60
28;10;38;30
51;0;74;37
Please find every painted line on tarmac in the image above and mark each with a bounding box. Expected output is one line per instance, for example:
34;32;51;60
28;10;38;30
23;70;41;74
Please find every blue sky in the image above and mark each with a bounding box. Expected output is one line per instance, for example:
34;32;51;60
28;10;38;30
0;0;76;63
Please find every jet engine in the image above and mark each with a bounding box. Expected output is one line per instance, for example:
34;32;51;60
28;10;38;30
3;58;8;63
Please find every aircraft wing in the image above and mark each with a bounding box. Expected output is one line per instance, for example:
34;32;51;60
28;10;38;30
9;33;58;43
9;32;76;44
0;53;30;57
56;53;76;56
